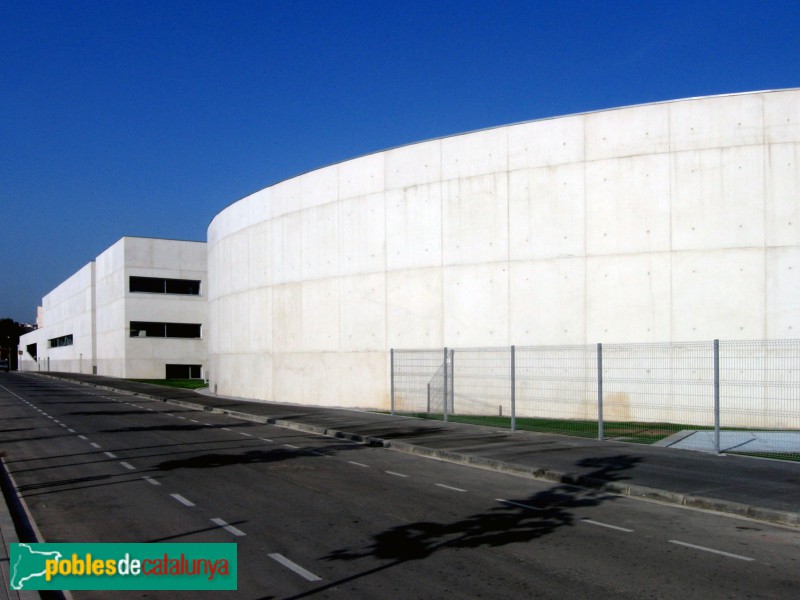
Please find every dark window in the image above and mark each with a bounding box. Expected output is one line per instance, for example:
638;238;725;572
130;322;201;338
130;322;166;337
166;364;202;379
166;323;202;338
165;279;200;295
130;276;201;295
26;344;37;360
130;277;166;293
48;334;73;348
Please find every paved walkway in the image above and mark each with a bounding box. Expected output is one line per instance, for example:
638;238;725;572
5;372;800;535
654;430;800;453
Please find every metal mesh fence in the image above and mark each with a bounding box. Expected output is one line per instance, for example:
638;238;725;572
450;347;512;426
391;349;447;415
389;339;800;462
718;339;800;458
515;345;597;437
601;342;714;444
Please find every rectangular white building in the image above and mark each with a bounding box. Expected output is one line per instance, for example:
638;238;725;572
19;237;207;379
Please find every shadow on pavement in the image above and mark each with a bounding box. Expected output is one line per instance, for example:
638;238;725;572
285;455;640;600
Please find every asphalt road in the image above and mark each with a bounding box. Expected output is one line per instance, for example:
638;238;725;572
2;372;799;599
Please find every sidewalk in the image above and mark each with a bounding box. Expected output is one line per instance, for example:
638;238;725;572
13;372;800;529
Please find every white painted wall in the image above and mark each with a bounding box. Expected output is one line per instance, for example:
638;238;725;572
204;89;798;411
19;237;207;379
18;263;97;374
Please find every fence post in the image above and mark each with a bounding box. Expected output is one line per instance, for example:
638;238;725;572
597;343;604;441
714;339;720;454
450;348;455;415
390;348;395;416
443;347;449;422
510;345;516;432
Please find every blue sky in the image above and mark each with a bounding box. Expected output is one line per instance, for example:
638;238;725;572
2;0;798;322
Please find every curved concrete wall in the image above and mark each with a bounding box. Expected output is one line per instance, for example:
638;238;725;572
208;89;800;407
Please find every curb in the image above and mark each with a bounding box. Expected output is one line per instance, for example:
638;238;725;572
27;374;800;529
1;457;70;600
161;396;800;528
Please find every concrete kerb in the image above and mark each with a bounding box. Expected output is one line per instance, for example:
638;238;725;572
1;456;70;600
26;374;800;529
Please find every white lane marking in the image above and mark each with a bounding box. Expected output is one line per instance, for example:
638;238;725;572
436;483;467;492
260;438;273;442
496;498;541;510
171;494;195;507
68;429;76;433
284;444;299;449
268;553;322;582
240;432;253;437
189;419;199;423
104;452;118;459
166;414;174;417
142;476;161;486
60;424;68;428
669;540;754;561
177;416;187;420
202;423;211;426
90;443;102;449
211;518;245;537
386;471;409;478
581;518;633;532
221;428;231;431
78;435;88;440
348;461;369;468
54;420;62;424
119;462;136;470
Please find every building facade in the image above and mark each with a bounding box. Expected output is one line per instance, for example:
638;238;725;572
207;89;800;408
19;237;207;379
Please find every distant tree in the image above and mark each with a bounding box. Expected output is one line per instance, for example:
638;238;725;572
0;318;33;370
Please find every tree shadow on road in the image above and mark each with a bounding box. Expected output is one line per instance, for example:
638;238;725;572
281;454;640;600
154;443;360;471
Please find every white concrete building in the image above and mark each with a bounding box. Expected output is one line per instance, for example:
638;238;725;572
207;89;800;409
19;237;207;379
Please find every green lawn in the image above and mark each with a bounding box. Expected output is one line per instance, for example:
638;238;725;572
127;379;208;390
383;412;800;461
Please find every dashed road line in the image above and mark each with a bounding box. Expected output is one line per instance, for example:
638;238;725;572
260;438;273;442
142;476;161;486
669;540;754;561
68;429;76;433
436;483;467;492
90;442;101;449
171;494;196;507
385;471;409;478
581;518;633;532
348;461;369;468
78;435;88;440
284;444;299;449
104;451;118;459
496;498;542;511
211;518;245;537
119;462;136;471
240;432;253;437
268;553;321;582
